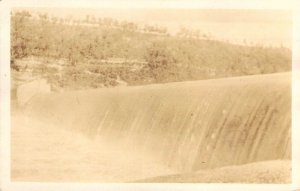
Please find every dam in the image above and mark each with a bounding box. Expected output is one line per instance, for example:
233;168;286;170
12;72;291;182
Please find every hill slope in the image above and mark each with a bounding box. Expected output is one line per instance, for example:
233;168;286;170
11;11;291;90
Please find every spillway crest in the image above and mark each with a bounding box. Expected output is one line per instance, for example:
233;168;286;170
24;73;291;172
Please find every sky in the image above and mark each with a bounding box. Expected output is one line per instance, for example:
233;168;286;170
15;8;292;48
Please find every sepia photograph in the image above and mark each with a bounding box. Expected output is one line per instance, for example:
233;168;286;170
1;0;300;189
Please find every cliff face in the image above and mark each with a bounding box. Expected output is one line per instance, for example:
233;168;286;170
24;72;291;172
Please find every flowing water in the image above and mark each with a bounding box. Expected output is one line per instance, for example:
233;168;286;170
12;72;291;182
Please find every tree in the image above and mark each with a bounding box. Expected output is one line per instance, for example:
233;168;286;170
143;42;178;83
11;11;32;60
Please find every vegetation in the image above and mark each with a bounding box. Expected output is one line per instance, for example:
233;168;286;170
11;10;291;91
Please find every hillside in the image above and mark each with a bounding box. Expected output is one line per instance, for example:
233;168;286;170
11;11;291;91
12;72;291;182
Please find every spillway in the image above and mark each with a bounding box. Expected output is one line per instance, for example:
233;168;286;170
23;72;291;173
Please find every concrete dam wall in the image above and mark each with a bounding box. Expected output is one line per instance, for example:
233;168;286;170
24;72;291;172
